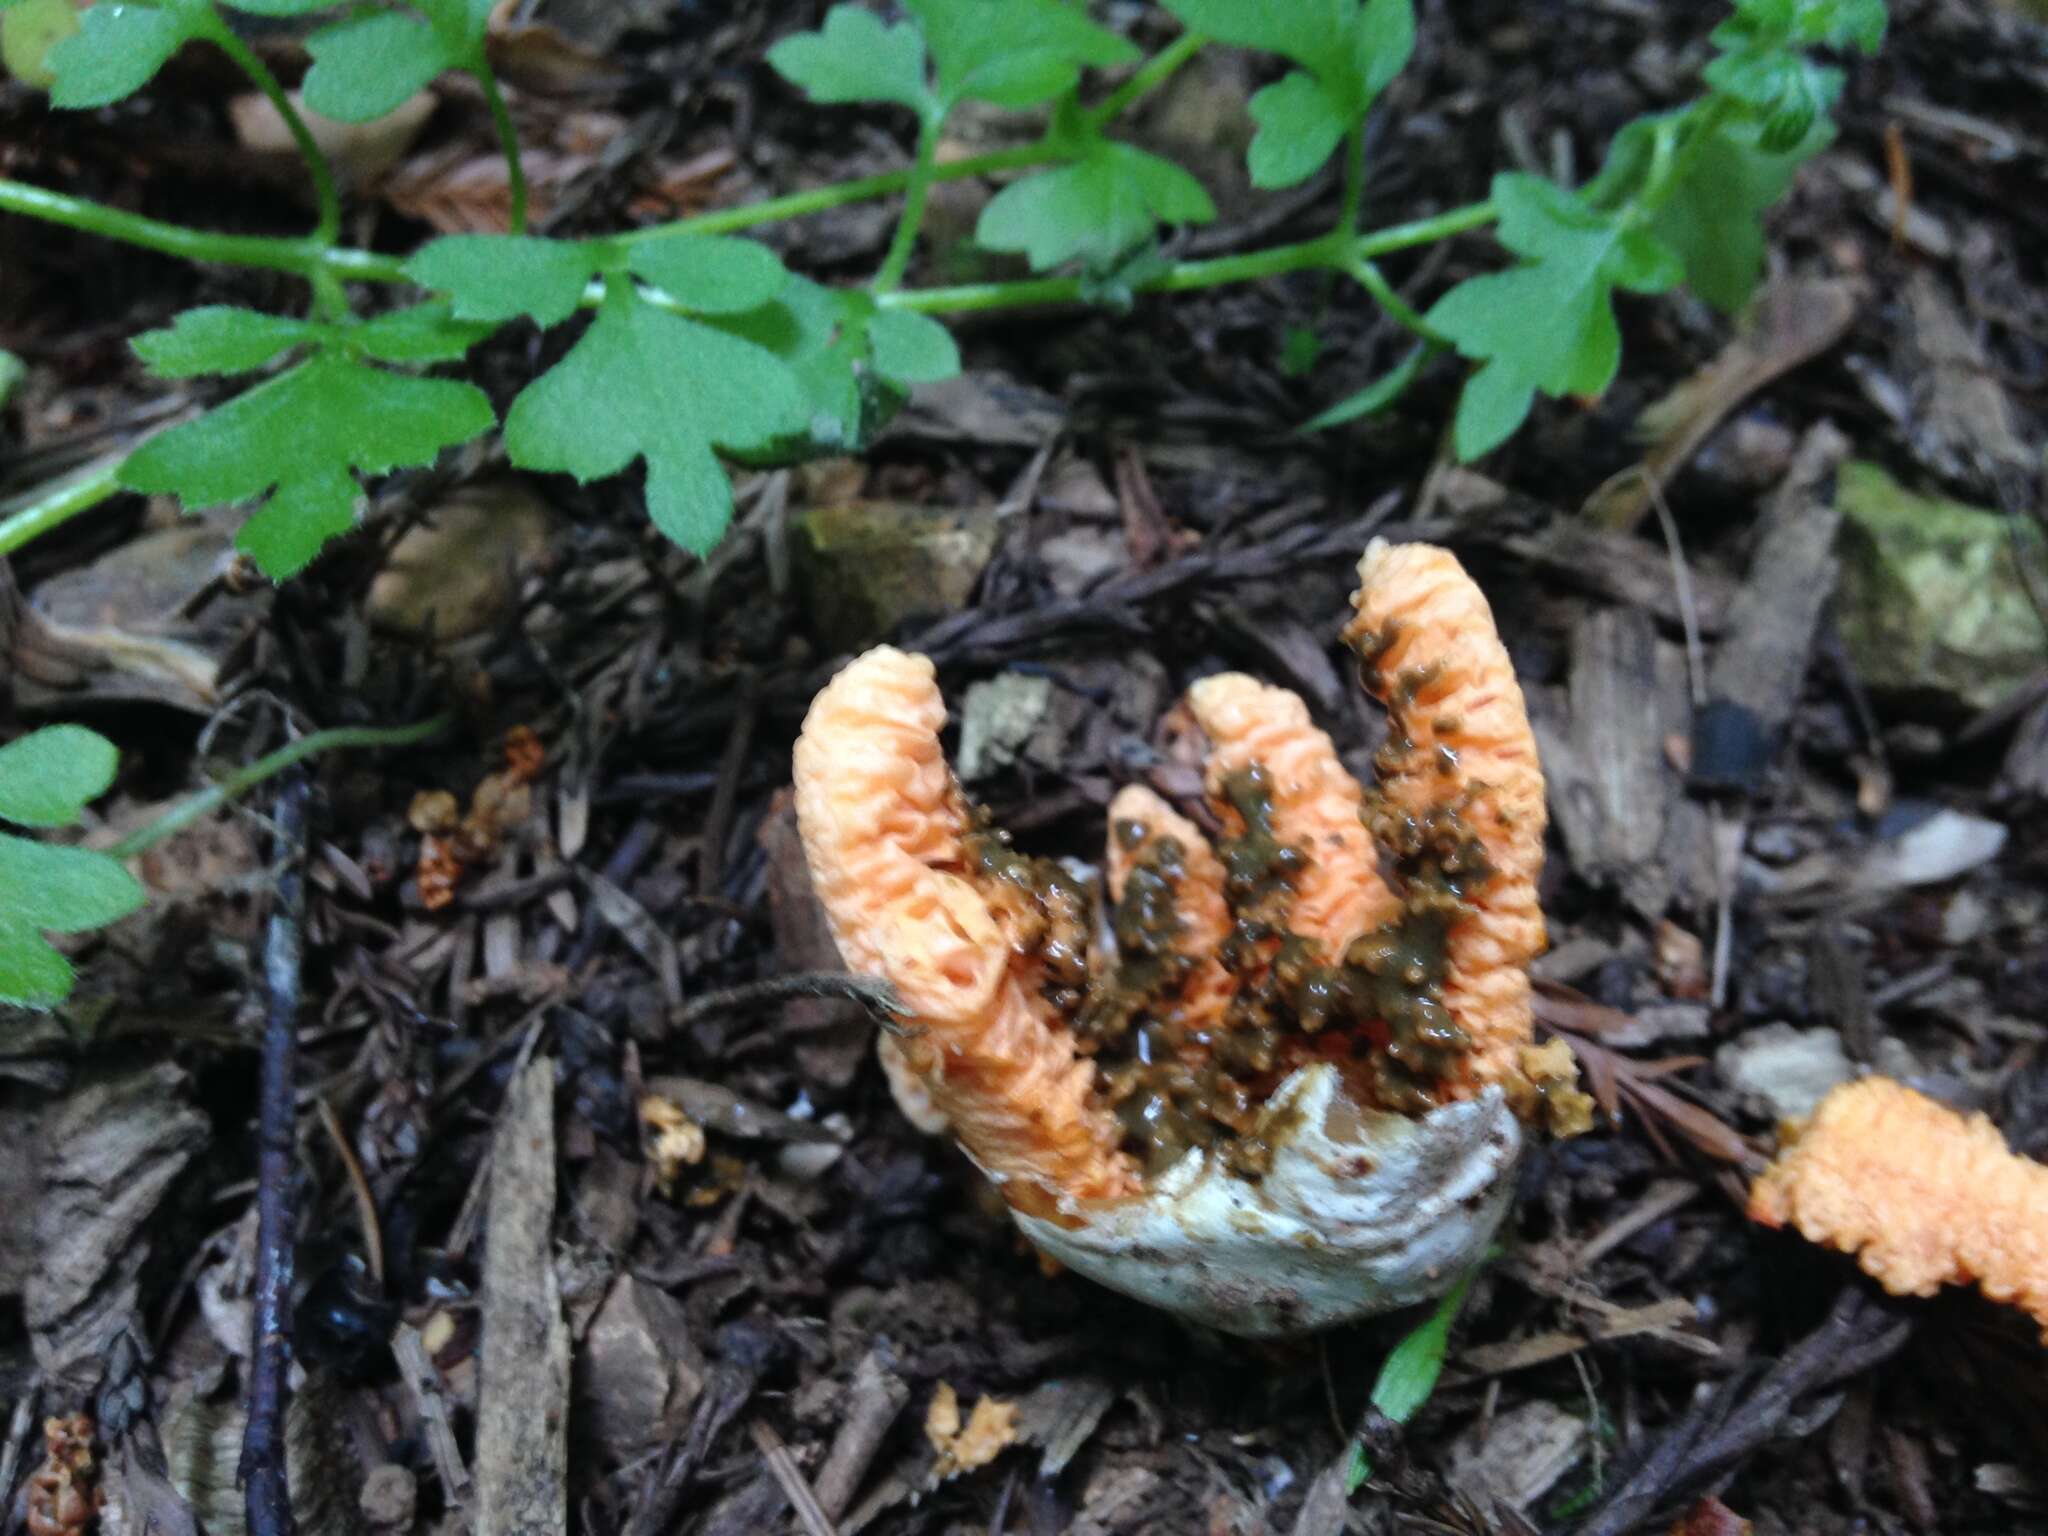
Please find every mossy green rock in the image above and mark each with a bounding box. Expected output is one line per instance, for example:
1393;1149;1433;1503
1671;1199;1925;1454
1834;461;2047;714
791;501;998;654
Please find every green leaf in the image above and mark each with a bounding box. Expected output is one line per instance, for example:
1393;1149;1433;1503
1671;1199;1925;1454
131;306;316;378
977;140;1214;272
1162;0;1411;183
1246;71;1348;189
347;301;498;363
504;278;807;554
219;0;349;14
2;0;80;90
867;309;959;384
624;237;790;315
1425;172;1680;460
120;352;496;577
405;234;605;329
0;837;146;1008
46;0;207;109
906;0;1136;111
303;10;458;122
0;726;120;830
1370;1264;1480;1425
768;4;933;117
0;348;23;409
1298;342;1433;433
1593;110;1830;313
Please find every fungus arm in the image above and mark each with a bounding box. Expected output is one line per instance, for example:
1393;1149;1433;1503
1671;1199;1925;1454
1103;784;1237;1036
1749;1077;2048;1338
794;647;1139;1207
1344;540;1547;1095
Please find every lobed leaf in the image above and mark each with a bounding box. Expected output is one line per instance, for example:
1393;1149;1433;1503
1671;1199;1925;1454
303;10;457;122
977;140;1214;272
504;278;808;553
906;0;1135;112
624;236;790;315
348;301;498;364
0;726;120;830
131;306;317;378
46;0;209;110
1246;71;1349;189
867;308;959;384
1425;172;1680;459
120;352;495;577
767;4;934;118
405;234;605;328
0;839;146;1008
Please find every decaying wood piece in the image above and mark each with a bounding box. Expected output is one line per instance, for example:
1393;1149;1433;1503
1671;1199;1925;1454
25;1065;209;1397
475;1058;570;1536
1694;423;1851;793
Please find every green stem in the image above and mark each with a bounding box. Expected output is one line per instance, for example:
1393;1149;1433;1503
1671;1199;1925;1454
1338;121;1370;238
1635;95;1733;219
204;16;342;250
475;63;528;235
110;714;453;860
1347;258;1442;342
873;116;940;293
0;455;126;558
0;178;405;283
1084;29;1206;129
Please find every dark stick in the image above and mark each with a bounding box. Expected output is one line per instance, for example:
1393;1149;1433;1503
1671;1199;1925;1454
671;971;903;1031
242;774;310;1536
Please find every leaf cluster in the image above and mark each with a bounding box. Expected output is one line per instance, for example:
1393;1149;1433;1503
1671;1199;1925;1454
0;727;145;1009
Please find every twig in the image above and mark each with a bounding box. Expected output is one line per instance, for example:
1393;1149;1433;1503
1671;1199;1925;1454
746;1420;834;1536
315;1097;384;1290
671;972;905;1032
1565;1286;1913;1536
242;774;309;1536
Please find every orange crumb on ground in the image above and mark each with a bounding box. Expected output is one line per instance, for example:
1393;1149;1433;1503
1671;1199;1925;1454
794;647;1139;1210
1103;784;1236;1035
1185;673;1401;957
1345;540;1547;1096
924;1384;1019;1483
1748;1077;2048;1338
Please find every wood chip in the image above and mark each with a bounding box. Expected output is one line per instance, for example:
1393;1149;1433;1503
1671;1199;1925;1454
475;1059;569;1536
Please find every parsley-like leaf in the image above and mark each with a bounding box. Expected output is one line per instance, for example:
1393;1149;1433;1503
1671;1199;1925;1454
349;301;498;364
304;11;455;122
625;237;790;315
0;726;120;830
1163;0;1414;186
131;306;317;378
1425;172;1680;459
45;0;210;109
0;724;145;1009
1590;108;1830;312
867;309;959;384
906;0;1135;112
120;352;495;577
977;140;1214;272
768;4;935;119
504;277;807;553
405;234;605;328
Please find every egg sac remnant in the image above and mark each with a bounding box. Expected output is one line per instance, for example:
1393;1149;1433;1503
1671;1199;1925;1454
793;539;1587;1334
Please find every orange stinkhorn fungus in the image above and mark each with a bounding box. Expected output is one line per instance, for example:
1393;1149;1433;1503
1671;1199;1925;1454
793;540;1568;1235
1748;1077;2048;1338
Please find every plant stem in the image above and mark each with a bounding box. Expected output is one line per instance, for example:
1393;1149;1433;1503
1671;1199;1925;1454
205;17;342;250
475;63;529;235
1636;94;1734;218
1347;258;1441;341
873;116;940;293
110;714;451;860
0;455;125;558
1338;121;1370;238
0;177;405;282
1085;29;1206;129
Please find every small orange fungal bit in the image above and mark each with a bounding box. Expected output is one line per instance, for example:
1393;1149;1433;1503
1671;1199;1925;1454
1345;539;1547;1095
1748;1077;2048;1338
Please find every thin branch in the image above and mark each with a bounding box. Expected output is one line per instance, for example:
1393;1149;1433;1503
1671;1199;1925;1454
474;63;528;235
204;17;342;251
671;972;904;1032
242;774;310;1536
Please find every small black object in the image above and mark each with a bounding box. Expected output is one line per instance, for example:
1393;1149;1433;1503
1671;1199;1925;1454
294;1253;397;1383
1689;697;1774;794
